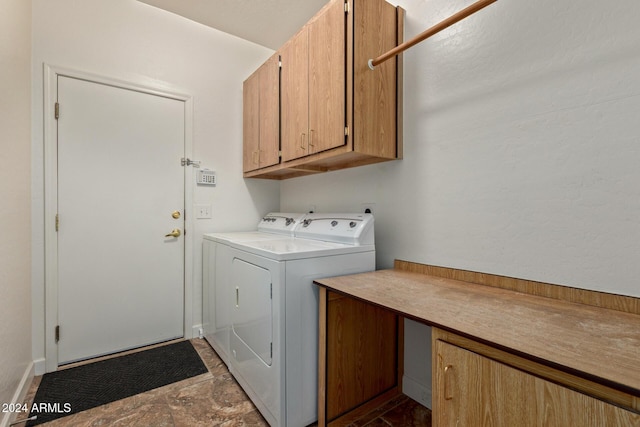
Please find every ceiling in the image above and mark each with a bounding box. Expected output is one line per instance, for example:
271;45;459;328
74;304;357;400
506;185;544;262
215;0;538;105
137;0;328;50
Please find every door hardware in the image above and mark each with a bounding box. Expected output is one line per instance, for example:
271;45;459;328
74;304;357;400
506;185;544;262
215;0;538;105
180;158;201;167
165;229;181;238
171;211;181;219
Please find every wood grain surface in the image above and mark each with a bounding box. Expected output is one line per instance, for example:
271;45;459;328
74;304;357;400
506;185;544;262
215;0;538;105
314;268;640;396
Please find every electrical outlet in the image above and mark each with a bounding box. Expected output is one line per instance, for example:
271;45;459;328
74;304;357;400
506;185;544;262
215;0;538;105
361;203;376;214
195;204;212;219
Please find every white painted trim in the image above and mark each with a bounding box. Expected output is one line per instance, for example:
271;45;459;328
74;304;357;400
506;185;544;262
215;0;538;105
192;324;204;339
402;374;432;410
43;64;58;373
43;64;195;371
33;358;46;376
0;362;35;427
183;96;195;340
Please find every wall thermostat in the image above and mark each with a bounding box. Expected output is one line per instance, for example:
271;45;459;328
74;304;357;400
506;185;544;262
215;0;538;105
197;169;216;186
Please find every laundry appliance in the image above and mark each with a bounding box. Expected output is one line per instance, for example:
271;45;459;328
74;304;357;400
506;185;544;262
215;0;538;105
203;212;306;362
203;212;375;426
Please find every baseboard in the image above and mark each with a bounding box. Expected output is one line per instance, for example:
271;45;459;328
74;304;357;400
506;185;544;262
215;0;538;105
0;362;35;427
33;358;46;376
402;374;432;410
191;324;203;339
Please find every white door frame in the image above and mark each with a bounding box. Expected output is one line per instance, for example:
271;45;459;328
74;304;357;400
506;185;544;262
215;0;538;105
43;64;194;372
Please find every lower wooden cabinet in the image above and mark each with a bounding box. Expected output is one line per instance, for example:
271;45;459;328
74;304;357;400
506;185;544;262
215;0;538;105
316;264;640;427
433;329;640;427
318;288;402;426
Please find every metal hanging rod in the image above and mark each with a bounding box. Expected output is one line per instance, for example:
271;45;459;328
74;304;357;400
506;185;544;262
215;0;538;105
368;0;498;70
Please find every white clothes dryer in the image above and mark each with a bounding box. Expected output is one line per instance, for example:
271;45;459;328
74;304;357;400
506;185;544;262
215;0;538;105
203;213;375;427
203;213;306;363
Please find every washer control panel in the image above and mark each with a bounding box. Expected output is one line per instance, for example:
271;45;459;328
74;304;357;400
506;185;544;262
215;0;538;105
295;213;374;246
257;213;307;235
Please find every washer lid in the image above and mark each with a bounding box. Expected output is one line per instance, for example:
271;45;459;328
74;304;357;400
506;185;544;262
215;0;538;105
203;231;280;244
233;237;374;261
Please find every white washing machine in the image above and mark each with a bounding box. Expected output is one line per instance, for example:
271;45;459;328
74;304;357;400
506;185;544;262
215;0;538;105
203;213;375;427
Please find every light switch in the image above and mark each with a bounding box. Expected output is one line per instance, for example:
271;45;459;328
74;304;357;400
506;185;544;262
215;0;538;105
195;204;212;219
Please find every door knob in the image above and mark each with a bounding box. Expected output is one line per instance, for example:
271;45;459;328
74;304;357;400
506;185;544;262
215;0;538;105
171;211;181;219
165;229;181;238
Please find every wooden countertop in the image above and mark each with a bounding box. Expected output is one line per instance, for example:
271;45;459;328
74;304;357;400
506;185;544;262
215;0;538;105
314;268;640;395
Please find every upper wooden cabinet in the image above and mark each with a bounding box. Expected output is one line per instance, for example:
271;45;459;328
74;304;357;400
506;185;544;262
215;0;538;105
243;53;280;173
280;28;310;162
243;0;404;179
281;0;346;163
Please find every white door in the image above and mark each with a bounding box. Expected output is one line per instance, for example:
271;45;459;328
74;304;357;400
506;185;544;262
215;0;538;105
56;76;185;364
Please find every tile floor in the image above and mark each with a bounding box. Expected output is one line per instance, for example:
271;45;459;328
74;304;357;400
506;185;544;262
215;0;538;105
20;339;431;426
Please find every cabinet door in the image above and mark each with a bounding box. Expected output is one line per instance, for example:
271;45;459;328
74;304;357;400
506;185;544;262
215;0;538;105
326;293;398;420
434;340;640;427
308;0;346;154
243;71;260;172
280;29;309;162
258;55;280;169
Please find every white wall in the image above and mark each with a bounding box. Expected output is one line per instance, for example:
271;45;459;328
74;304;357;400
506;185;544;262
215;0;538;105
0;0;33;423
31;0;279;371
281;0;640;408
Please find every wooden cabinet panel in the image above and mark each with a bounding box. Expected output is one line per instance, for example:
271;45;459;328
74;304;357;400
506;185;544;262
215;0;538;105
281;29;309;162
258;55;280;169
242;72;260;171
353;0;398;158
308;0;346;155
434;339;640;427
325;293;398;420
243;54;280;172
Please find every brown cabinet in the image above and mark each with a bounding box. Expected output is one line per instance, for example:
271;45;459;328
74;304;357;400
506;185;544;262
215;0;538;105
281;0;346;162
242;53;280;173
315;263;640;427
433;329;640;427
318;288;402;426
244;0;404;179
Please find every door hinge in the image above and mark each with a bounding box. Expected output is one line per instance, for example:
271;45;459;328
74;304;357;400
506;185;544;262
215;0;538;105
55;214;59;232
54;102;60;120
181;158;201;167
345;126;350;136
55;325;60;343
345;0;350;13
278;151;282;158
270;342;273;359
270;283;273;299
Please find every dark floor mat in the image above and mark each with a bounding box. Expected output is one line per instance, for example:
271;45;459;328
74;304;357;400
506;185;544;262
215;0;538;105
27;340;208;425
